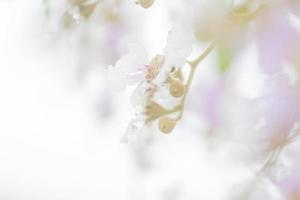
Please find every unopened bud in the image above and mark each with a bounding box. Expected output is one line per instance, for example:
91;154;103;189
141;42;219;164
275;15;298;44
169;80;185;98
62;12;73;28
79;3;97;19
68;0;86;5
135;0;155;8
159;117;176;134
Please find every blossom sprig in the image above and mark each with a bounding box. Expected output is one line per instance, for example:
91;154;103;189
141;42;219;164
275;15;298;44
125;41;215;140
150;42;215;134
120;1;264;143
113;26;196;142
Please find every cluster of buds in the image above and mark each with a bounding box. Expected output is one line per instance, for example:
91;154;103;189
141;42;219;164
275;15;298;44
142;55;186;134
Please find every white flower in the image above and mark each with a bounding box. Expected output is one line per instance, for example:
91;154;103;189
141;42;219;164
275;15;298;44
164;25;195;68
108;26;194;143
108;26;194;90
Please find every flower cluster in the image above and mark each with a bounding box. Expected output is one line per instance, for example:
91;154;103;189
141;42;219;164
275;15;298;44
106;26;196;143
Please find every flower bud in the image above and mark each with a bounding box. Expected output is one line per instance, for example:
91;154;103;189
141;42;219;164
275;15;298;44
62;12;73;28
159;117;176;134
68;0;86;6
169;80;185;98
79;3;97;19
145;101;167;124
135;0;155;8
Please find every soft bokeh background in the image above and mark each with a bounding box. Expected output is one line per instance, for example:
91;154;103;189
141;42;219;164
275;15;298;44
1;0;299;199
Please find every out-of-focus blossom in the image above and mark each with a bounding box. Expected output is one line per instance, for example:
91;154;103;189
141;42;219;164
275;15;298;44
42;0;141;120
189;0;231;41
280;0;300;18
257;75;300;150
181;0;253;74
255;4;300;75
43;0;145;76
200;79;225;127
277;142;300;200
279;173;300;200
228;73;300;169
188;78;226;130
229;176;282;200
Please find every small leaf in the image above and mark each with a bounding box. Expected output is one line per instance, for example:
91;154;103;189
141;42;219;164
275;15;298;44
217;45;233;73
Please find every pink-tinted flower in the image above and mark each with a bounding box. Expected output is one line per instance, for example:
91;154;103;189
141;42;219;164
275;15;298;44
255;4;300;75
258;75;300;149
189;78;225;128
279;174;300;200
277;145;300;200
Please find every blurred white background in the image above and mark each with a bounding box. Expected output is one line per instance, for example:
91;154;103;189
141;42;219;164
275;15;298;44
0;0;270;199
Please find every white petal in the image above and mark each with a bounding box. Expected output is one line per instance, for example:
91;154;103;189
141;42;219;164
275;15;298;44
121;120;153;148
120;121;139;143
164;25;195;68
107;65;127;91
155;25;195;84
118;43;148;74
120;119;144;143
126;72;144;85
130;83;146;107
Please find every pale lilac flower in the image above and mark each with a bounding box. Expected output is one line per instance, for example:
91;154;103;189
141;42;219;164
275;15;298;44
201;79;225;127
287;0;300;18
258;75;300;149
188;78;225;129
255;4;300;75
279;174;300;200
277;144;300;200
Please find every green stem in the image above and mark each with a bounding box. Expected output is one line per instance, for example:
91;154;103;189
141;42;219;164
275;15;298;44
175;41;215;120
188;41;216;69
